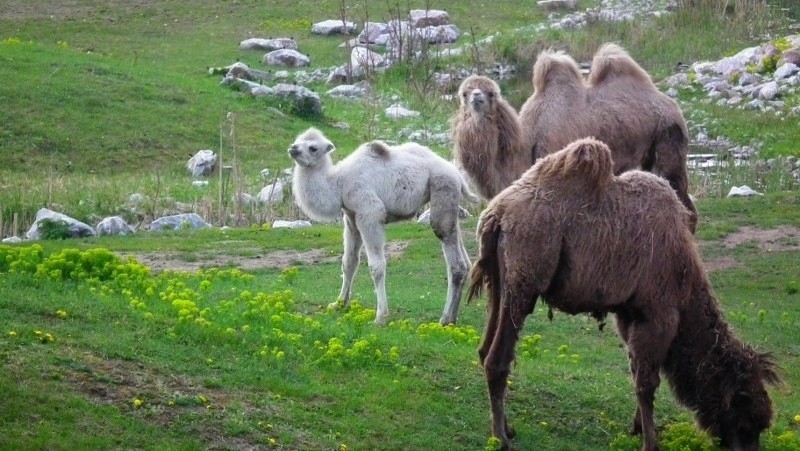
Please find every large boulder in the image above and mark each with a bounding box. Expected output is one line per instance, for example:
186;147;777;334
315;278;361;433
350;47;385;73
272;84;323;118
187;150;217;177
149;213;210;231
409;9;450;27
263;49;310;67
239;37;297;52
257;181;285;205
358;22;391;44
416;24;460;44
26;208;97;240
311;20;357;35
96;216;135;236
224;62;273;83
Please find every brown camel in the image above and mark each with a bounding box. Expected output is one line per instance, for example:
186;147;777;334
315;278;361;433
503;43;696;231
450;74;527;200
468;138;779;451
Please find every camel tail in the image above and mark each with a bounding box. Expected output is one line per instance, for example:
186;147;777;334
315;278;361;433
532;48;583;94
588;43;653;86
461;180;481;204
468;211;502;310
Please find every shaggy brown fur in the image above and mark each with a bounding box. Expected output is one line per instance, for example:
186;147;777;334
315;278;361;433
450;75;528;200
468;138;779;451
518;43;698;232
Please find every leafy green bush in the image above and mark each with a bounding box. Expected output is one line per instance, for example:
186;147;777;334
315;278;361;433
37;218;72;240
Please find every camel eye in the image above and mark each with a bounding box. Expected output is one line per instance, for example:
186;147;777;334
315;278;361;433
309;145;317;153
488;92;494;98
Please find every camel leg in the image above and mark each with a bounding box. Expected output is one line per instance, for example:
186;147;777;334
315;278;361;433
438;232;470;325
619;308;678;451
355;211;389;325
429;197;470;325
335;212;363;309
429;175;471;325
482;242;534;448
484;290;530;447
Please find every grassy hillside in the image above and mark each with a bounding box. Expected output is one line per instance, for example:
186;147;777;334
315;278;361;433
2;0;798;235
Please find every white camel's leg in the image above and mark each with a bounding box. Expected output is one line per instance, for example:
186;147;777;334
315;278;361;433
429;176;470;325
438;231;470;325
334;212;363;309
355;207;389;325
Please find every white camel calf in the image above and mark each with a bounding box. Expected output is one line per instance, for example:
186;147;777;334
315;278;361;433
288;127;478;325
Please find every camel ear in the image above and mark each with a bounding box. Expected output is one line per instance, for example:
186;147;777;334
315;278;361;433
325;142;335;154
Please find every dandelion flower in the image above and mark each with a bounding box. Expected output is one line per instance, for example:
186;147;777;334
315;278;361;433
8;331;16;337
268;438;277;446
133;398;143;408
795;414;800;424
56;309;68;319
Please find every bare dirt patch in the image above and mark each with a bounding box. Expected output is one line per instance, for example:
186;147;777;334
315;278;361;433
121;240;410;273
701;226;800;272
720;226;800;251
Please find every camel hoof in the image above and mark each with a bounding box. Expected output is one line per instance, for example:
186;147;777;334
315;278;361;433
439;316;456;326
374;316;388;326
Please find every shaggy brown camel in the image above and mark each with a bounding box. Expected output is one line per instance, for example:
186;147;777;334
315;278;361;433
450;74;527;200
468;138;779;451
510;43;697;232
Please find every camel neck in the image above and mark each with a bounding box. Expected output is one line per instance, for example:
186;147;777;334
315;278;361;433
292;158;343;222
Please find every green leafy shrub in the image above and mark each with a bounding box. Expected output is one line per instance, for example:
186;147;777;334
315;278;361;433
37;218;72;240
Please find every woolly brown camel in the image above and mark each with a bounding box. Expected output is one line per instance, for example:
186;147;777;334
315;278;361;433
468;138;779;451
510;43;696;232
450;74;528;200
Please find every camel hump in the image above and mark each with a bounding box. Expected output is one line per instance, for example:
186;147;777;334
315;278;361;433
588;43;653;86
366;141;392;159
536;137;614;187
532;49;583;93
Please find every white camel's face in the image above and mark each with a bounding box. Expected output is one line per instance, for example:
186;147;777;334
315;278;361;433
288;137;334;168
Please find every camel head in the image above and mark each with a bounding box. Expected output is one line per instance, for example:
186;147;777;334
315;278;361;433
699;350;780;451
288;127;335;168
458;75;501;116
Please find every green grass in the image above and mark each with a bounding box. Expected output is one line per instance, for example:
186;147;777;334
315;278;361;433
2;1;798;236
2;193;800;450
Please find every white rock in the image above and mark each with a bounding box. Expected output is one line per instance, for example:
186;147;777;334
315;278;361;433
25;208;96;240
149;213;210;231
774;63;799;80
96;216;135;236
351;47;385;72
263;49;310;67
239;37;297;52
385;104;420;119
727;185;764;197
758;81;779;100
187;150;217;177
409;9;450;27
272;220;312;229
311;19;357;35
257;181;285;205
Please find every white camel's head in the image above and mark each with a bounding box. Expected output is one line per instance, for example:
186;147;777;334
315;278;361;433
288;127;335;168
458;75;501;116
